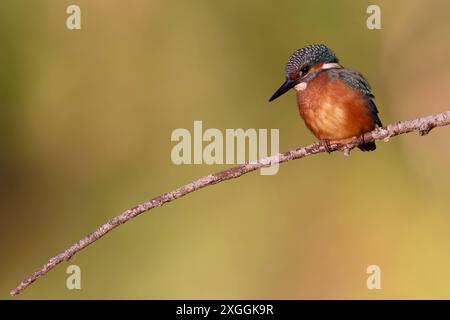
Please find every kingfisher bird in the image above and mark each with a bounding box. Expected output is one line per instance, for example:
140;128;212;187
269;44;382;151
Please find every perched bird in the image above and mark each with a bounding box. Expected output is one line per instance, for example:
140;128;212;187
269;44;382;151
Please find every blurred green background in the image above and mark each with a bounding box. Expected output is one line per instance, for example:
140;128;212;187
1;0;450;299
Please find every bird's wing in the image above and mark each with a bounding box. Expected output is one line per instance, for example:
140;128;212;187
328;68;383;127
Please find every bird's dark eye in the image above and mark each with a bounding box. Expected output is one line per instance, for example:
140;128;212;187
301;66;310;73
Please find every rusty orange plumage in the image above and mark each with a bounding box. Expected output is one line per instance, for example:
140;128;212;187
297;71;376;141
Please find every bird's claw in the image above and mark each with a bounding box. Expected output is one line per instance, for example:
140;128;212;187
357;134;366;146
321;139;332;153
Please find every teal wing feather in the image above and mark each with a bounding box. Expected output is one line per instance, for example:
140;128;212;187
327;68;383;127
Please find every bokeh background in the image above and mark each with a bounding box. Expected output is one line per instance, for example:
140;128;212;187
1;0;450;299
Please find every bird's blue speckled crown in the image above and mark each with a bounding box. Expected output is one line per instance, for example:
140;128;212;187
285;44;339;77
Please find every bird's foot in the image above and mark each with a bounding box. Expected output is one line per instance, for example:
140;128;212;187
321;139;332;153
357;134;366;146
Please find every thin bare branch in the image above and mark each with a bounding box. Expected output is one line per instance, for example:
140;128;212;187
10;110;450;296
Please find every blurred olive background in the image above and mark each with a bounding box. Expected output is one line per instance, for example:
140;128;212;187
1;0;450;299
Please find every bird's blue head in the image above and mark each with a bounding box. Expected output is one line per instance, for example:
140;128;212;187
269;44;339;102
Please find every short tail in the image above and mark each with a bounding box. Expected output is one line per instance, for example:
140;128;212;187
358;141;376;152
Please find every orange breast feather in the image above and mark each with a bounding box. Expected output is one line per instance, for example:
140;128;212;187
297;72;376;140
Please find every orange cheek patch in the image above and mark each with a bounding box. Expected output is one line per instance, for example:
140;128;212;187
309;62;324;72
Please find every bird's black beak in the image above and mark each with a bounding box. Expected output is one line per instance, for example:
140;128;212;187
268;79;298;102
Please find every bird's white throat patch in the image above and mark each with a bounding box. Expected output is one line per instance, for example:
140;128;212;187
294;82;308;91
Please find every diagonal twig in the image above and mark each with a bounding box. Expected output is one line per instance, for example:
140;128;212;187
10;110;450;296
